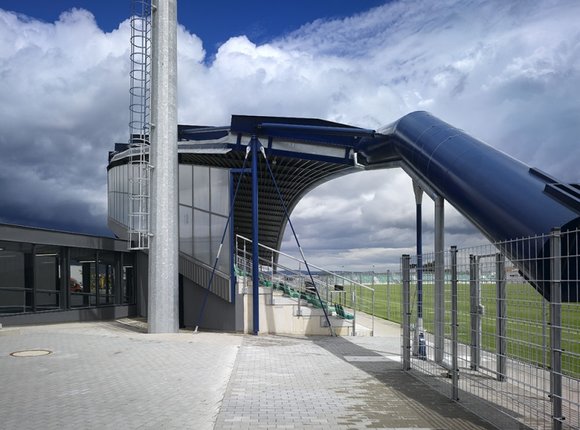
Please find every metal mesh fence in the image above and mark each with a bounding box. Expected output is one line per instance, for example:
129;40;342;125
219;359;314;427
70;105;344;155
401;228;580;430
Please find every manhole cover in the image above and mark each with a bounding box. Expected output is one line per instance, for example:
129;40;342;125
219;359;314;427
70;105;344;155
10;349;52;357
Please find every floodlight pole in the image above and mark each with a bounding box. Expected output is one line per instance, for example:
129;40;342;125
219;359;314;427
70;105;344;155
148;0;179;333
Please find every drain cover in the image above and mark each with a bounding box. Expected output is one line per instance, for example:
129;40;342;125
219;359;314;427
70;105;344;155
10;349;52;357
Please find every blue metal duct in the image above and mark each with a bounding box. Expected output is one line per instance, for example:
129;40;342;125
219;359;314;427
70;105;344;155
361;111;580;301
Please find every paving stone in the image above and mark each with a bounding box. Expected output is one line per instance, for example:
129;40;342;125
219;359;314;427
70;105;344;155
0;320;496;429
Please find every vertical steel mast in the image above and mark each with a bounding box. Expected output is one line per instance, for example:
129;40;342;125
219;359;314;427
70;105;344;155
148;0;179;333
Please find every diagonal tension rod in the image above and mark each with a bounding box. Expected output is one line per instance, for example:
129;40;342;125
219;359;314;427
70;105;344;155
258;144;335;336
194;145;251;332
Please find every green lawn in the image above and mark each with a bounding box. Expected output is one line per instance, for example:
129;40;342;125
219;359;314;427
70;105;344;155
337;281;580;377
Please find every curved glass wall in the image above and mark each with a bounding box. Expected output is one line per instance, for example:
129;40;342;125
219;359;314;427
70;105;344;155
108;164;131;227
179;164;231;275
107;162;232;275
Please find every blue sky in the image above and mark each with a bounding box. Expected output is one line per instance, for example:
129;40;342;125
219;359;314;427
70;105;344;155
1;1;388;58
0;0;579;270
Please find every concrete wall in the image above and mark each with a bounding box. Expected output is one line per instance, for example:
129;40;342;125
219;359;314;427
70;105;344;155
135;251;149;318
182;276;237;331
242;286;352;336
0;305;137;326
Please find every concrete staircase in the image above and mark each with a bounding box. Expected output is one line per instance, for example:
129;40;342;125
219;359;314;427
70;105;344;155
241;284;360;336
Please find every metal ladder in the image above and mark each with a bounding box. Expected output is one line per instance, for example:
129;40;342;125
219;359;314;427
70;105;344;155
128;0;152;250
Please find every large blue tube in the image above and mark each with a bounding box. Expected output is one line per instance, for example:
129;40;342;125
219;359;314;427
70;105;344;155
366;111;579;301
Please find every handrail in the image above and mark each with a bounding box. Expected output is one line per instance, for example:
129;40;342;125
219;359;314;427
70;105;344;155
236;234;375;293
236;234;375;336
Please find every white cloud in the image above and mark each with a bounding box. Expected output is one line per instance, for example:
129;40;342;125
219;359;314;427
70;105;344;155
0;0;578;269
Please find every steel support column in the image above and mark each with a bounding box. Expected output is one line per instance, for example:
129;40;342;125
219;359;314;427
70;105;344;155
251;136;260;335
434;195;445;363
148;0;179;333
413;181;425;358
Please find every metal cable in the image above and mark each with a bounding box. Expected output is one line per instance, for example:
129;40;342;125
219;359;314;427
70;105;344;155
259;144;335;336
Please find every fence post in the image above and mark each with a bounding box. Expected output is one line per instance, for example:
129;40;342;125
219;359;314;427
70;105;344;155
469;254;481;370
270;253;275;304
243;239;247;293
297;261;302;316
352;290;357;336
451;246;459;400
496;252;507;382
371;289;375;337
402;254;411;370
550;228;563;430
387;269;391;320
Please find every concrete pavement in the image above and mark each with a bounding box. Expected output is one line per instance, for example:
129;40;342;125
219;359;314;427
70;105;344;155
0;319;496;429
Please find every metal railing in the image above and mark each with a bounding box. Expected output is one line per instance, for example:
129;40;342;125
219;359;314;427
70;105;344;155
236;234;375;336
401;228;580;430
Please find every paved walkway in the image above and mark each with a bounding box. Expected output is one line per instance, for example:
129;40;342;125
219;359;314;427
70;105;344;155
0;319;496;429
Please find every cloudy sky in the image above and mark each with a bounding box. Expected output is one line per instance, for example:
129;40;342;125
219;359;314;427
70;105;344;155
1;0;579;271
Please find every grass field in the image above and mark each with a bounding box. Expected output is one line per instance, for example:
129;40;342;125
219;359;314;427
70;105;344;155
339;281;580;377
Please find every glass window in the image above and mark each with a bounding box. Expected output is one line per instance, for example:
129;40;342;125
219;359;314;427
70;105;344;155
179;164;193;206
118;193;122;222
122;266;134;304
36;290;60;311
70;250;97;308
129;164;138;196
35;256;59;291
211;214;230;274
193;209;211;265
193;165;210;211
179;205;193;256
112;192;117;222
0;249;27;313
98;252;116;305
210;167;229;216
98;264;114;304
35;246;61;311
123;192;129;226
109;192;113;220
117;165;123;193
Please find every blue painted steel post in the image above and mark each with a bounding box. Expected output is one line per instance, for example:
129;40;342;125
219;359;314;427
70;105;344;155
416;202;423;318
251;136;260;335
413;182;426;359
